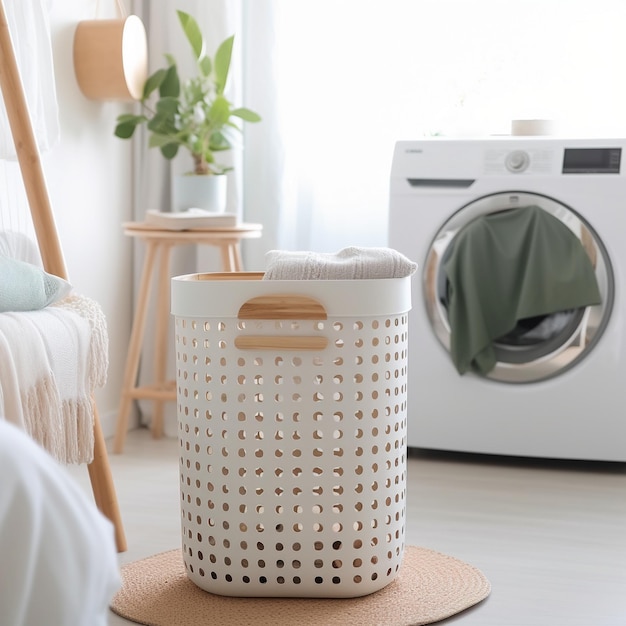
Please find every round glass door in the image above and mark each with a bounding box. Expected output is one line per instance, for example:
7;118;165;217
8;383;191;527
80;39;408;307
423;192;614;383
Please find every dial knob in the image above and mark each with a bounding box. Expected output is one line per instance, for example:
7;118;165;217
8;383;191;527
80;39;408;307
505;150;530;173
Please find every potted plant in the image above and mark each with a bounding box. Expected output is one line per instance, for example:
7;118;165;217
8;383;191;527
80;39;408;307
114;10;261;212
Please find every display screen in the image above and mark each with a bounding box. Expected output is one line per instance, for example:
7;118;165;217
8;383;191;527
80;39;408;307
562;148;621;174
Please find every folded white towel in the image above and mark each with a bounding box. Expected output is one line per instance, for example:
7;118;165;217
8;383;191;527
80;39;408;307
264;247;417;280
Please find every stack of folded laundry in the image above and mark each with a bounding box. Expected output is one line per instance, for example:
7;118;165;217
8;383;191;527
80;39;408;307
263;246;417;280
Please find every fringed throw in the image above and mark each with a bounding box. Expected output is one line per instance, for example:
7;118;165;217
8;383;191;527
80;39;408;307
0;294;108;464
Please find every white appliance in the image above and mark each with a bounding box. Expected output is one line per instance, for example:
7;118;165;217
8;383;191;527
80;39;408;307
388;137;626;461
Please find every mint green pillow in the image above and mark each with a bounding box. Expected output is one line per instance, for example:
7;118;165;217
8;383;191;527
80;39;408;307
0;255;72;312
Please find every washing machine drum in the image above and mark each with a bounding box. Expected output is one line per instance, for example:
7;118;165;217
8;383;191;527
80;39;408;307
424;192;614;383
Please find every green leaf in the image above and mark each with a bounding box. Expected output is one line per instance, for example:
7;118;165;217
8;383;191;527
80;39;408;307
160;143;179;160
148;98;178;135
208;95;231;126
142;69;168;100
114;115;146;139
185;77;206;104
177;10;204;60
155;96;179;115
214;35;234;94
199;55;212;78
116;113;145;124
209;130;232;151
231;107;261;123
159;65;180;98
149;133;179;149
147;108;177;135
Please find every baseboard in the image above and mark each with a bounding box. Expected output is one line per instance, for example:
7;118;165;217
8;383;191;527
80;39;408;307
99;405;176;441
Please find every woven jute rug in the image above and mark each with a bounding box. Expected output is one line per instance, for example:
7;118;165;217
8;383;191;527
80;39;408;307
110;545;490;625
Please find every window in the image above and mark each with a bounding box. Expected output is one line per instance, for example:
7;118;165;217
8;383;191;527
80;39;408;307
267;0;626;250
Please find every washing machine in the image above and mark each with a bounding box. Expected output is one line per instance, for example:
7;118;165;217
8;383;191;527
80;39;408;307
388;137;626;461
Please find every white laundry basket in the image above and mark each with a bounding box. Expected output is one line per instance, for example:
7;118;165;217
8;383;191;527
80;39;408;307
171;272;412;598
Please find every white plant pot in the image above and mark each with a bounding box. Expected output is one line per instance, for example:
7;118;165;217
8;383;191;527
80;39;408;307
171;174;227;213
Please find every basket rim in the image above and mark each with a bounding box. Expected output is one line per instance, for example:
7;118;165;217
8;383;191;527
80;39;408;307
171;273;413;319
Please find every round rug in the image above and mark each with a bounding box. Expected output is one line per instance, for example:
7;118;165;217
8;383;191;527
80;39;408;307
110;546;490;626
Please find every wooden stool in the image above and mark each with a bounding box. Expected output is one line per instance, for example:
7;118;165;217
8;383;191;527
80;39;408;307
113;221;263;453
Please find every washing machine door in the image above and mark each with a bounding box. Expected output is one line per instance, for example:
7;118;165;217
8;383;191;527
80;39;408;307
424;191;614;383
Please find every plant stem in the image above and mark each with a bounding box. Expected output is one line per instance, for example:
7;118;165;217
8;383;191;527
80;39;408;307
193;154;210;175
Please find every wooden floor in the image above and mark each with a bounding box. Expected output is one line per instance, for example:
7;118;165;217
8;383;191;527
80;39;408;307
69;428;626;625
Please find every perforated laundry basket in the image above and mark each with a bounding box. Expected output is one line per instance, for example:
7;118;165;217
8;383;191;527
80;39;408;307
171;272;412;598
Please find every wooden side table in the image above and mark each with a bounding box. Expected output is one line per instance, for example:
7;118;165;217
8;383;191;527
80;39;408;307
113;221;263;453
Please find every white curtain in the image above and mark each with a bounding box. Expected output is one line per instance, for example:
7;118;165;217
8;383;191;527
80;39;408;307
0;0;59;257
243;0;626;265
132;0;248;434
0;0;59;159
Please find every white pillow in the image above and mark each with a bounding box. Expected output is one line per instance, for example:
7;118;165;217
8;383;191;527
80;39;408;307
0;255;72;312
0;230;42;264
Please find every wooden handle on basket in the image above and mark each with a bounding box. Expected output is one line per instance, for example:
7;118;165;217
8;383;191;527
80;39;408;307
235;335;328;351
238;295;327;320
236;294;328;351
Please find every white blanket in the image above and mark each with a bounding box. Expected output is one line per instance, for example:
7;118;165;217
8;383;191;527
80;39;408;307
0;294;108;464
263;246;418;280
0;420;120;626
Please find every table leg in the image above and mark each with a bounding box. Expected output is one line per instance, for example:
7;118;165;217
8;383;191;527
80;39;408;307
113;240;159;453
220;240;243;272
232;241;244;271
152;242;174;439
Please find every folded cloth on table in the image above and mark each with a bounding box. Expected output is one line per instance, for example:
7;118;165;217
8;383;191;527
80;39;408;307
264;247;418;280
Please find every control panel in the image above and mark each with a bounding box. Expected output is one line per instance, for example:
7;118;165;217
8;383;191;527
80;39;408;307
484;146;622;176
484;148;554;175
562;148;621;174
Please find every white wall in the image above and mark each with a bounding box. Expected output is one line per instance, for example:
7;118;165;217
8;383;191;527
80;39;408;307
43;1;134;436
